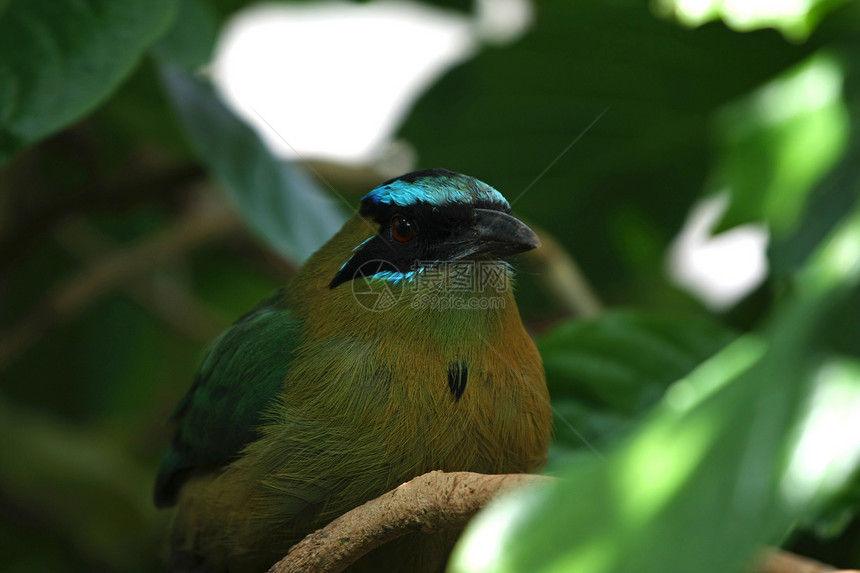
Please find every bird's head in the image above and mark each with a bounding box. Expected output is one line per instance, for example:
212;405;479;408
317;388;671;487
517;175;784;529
327;168;540;291
288;168;540;334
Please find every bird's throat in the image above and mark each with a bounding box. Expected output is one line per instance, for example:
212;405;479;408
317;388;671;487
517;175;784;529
287;216;524;350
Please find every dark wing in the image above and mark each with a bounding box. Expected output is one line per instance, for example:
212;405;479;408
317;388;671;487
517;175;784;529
154;289;302;508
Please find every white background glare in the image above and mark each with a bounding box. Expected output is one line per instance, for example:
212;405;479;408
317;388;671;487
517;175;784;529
667;194;770;310
212;0;775;309
780;360;860;509
211;0;531;167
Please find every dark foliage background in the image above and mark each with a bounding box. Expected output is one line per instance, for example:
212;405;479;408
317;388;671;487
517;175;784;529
1;0;859;571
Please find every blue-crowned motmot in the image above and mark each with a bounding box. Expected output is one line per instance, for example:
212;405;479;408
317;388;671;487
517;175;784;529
154;168;552;572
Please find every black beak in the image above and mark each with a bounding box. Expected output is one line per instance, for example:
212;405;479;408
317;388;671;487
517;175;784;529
442;208;541;261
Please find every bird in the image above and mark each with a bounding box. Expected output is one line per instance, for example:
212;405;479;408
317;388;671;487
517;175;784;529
154;168;553;572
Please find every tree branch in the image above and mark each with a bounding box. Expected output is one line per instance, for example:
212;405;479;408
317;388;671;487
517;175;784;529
268;471;550;573
268;470;856;573
754;548;853;573
0;197;239;370
54;217;229;342
0;153;205;268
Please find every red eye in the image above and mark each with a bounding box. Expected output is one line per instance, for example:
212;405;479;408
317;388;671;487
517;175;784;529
391;216;416;243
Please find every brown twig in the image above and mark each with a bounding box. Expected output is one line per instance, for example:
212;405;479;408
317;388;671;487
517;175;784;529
0;197;240;370
268;470;855;573
755;548;856;573
54;216;229;342
268;471;552;573
0;154;205;268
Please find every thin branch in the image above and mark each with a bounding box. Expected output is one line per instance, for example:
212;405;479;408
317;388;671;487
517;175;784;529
0;198;240;371
268;471;552;573
0;158;205;268
54;217;229;342
755;548;853;573
269;470;855;573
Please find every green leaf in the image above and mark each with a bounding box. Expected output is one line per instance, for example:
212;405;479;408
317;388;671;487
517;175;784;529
0;0;177;166
152;0;346;262
711;52;850;234
539;311;736;460
451;207;860;573
654;0;854;41
542;312;736;415
159;65;347;262
152;0;219;72
86;0;217;158
89;56;194;159
768;37;860;284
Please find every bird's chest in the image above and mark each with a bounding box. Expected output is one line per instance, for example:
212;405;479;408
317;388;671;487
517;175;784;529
281;324;550;481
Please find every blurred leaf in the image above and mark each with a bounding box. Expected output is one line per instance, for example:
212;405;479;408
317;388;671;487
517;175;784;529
769;141;860;280
0;0;177;166
769;36;860;281
452;206;860;573
89;56;194;159
0;398;161;569
150;0;346;262
152;0;219;72
400;0;818;305
87;0;218;158
542;311;736;414
159;65;346;262
540;311;736;461
767;39;860;373
711;51;850;234
189;247;281;317
653;0;854;41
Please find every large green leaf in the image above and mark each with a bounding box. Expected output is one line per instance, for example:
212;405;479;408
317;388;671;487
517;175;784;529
152;0;219;72
150;0;346;262
768;37;860;363
159;66;347;262
540;311;736;463
711;52;850;234
452;206;860;573
0;0;176;166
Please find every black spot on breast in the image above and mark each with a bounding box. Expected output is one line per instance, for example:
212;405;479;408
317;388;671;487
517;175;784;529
447;362;468;401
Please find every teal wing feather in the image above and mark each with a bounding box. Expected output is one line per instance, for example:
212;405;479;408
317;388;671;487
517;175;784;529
154;289;302;508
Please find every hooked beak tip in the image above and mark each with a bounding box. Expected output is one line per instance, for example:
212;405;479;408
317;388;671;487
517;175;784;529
462;208;541;259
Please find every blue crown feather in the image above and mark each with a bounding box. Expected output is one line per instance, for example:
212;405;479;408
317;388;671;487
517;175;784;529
363;169;509;209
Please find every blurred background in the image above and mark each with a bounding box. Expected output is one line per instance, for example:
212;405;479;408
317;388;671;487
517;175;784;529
1;0;860;571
